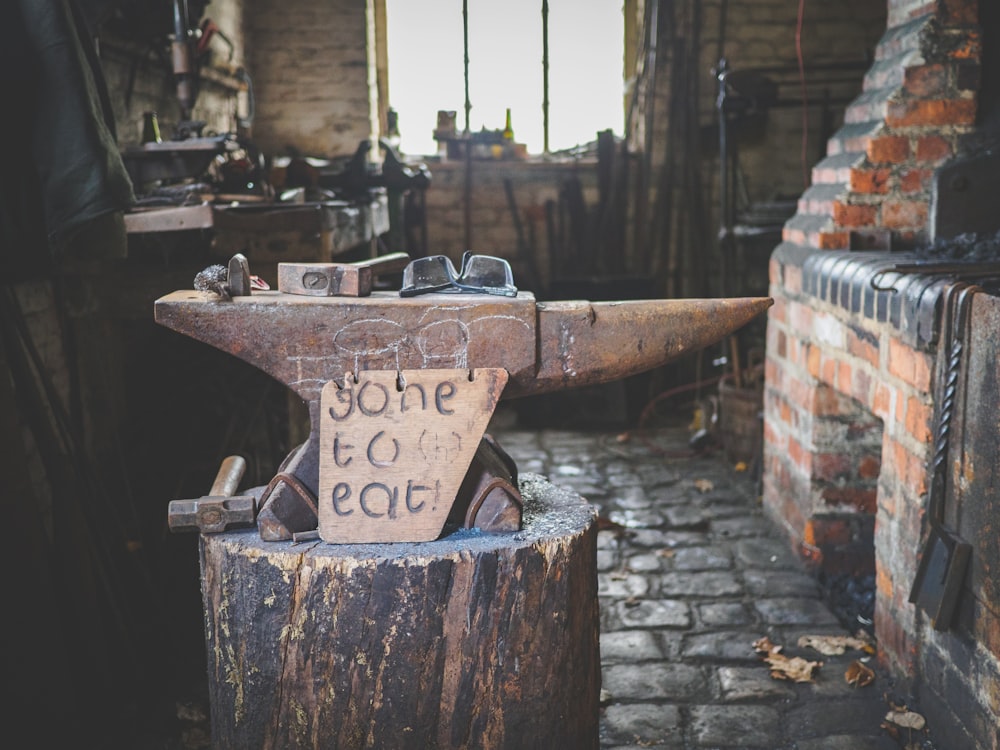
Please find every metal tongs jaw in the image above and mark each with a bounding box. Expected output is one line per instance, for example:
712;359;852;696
400;251;518;297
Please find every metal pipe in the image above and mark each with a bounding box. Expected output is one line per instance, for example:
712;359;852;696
463;0;471;133
542;0;549;154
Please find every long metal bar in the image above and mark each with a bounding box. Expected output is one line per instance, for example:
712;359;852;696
463;0;471;133
542;0;550;154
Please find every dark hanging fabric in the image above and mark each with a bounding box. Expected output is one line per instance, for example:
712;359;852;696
0;0;134;276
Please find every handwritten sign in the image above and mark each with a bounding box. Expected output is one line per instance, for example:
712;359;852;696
318;368;508;543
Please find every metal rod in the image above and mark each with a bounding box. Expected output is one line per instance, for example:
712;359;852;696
463;0;471;133
462;0;472;250
542;0;550;154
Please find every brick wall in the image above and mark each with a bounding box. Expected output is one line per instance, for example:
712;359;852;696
421;159;599;296
763;1;999;746
246;0;376;157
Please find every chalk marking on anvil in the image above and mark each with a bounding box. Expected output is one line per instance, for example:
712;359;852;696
285;313;532;397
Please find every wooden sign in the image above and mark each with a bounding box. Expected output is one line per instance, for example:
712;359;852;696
318;368;508;543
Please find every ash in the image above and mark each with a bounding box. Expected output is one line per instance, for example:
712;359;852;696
917;228;1000;261
819;571;876;636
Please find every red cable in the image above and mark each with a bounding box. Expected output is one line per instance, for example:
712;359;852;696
796;0;809;188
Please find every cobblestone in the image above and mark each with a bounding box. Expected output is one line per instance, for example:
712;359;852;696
492;421;907;750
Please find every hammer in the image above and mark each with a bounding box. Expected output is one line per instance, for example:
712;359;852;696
277;252;410;297
168;455;257;533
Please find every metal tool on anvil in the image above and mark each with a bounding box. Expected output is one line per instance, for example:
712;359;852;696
156;267;772;540
277;251;410;297
168;455;257;533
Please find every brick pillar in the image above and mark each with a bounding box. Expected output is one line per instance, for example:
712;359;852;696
762;0;982;681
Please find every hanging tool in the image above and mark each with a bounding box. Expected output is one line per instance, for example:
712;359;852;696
908;282;978;630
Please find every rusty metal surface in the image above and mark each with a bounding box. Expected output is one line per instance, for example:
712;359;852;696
154;290;772;401
156;288;771;540
950;290;1000;635
277;252;410;297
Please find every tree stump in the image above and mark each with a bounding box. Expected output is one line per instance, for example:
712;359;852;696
199;473;600;749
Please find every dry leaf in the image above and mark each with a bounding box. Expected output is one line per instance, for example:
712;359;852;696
694;478;714;493
765;652;822;682
844;660;875;687
752;636;781;655
884;710;926;731
752;636;820;682
734;461;748;472
656;548;676;559
798;634;873;656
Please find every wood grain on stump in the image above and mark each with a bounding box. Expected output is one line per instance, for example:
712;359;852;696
199;473;600;750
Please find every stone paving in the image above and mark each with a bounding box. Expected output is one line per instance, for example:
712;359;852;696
491;417;933;750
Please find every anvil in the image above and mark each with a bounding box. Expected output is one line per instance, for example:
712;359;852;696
155;289;772;537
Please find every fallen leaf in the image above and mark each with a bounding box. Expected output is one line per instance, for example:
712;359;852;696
734;461;748;472
656;548;676;559
694;478;714;493
884;710;926;731
765;652;822;682
752;636;781;655
798;634;873;656
845;660;875;687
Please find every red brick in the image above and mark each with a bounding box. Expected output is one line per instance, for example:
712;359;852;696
818;231;850;249
821;357;837;384
850;167;890;194
939;0;978;24
858;454;882;480
776;329;787;359
814;452;853;482
847;329;880;368
882;200;929;230
915;134;952;163
904;396;933;442
821;486;877;513
906;448;929;497
852;366;873;404
872;383;893;420
902;64;950;97
789;300;813;332
886;98;977;128
900;168;933;193
833;201;878;228
770;295;787;323
837;360;852;393
866;135;910;164
788;436;809;473
888;340;931;390
804;517;853;547
785;264;803;294
815;384;845;417
807;345;821;379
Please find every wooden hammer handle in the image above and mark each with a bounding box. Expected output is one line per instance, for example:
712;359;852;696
210;455;247;498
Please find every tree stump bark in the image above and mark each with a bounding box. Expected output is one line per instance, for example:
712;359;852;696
199;473;600;750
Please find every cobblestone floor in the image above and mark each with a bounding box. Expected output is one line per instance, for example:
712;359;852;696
491;415;937;750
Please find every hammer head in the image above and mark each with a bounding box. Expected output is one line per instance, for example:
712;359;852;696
277;252;410;297
168;495;257;534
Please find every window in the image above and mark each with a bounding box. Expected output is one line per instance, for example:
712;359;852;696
385;0;625;157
